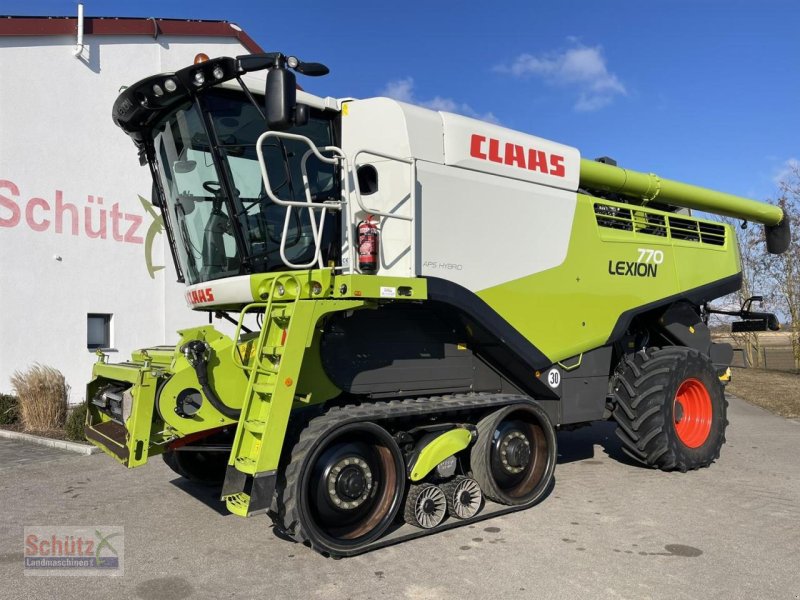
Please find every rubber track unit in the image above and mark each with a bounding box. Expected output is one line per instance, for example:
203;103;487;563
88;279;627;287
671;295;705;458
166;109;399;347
272;392;550;556
611;346;728;472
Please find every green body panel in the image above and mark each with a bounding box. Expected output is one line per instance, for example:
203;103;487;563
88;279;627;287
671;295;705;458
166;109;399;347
478;194;741;363
248;269;428;303
223;298;366;515
409;428;473;482
156;326;248;436
86;359;166;467
580;159;784;226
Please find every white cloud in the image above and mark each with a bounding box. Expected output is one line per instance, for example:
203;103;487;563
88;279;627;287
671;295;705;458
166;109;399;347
773;157;799;186
379;77;500;124
495;41;627;112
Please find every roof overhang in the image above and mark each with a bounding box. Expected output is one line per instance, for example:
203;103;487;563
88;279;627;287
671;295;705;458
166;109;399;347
0;16;263;53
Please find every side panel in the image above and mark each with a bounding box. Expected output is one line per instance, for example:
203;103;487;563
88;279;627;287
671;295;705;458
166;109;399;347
478;195;741;363
418;161;578;291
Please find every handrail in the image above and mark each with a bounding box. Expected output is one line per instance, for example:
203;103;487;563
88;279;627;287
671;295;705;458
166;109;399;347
254;132;417;276
256;131;347;270
256;131;345;209
232;274;302;376
352;149;417;276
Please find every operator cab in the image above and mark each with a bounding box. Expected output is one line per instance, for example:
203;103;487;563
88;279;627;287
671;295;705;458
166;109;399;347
112;53;339;285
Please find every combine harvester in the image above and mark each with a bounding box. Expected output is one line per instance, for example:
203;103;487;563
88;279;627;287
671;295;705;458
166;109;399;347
86;52;789;555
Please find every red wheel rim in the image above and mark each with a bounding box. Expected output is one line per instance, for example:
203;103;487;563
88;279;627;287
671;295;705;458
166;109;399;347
673;378;713;448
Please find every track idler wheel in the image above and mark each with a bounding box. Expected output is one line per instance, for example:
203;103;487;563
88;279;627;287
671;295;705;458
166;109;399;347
441;476;483;519
288;422;405;555
404;483;447;529
471;403;556;506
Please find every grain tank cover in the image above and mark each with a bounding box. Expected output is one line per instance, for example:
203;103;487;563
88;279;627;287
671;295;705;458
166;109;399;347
441;113;581;192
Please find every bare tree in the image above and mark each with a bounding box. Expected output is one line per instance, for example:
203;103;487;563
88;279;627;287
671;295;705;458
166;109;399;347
769;166;800;369
723;216;769;367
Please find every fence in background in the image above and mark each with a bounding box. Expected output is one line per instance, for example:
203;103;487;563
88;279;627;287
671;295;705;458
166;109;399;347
730;346;799;373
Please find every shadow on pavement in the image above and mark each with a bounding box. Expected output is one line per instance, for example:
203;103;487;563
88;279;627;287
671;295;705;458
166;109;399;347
168;478;231;516
556;419;642;468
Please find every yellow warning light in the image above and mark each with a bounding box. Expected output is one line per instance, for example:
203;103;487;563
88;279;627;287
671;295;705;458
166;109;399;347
194;53;210;64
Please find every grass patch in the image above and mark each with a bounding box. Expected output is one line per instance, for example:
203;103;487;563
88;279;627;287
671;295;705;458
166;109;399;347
65;403;88;442
0;394;19;425
727;368;800;419
11;364;68;431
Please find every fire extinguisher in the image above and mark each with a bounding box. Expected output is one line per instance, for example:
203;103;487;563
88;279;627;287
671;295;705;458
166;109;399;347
357;215;379;273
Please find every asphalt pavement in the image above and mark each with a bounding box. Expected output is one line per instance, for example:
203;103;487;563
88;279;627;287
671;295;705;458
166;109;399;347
1;395;798;600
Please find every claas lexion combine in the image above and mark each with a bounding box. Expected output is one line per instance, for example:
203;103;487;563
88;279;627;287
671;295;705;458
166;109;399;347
86;52;790;556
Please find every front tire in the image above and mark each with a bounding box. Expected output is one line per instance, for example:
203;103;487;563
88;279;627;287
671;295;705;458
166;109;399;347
611;346;728;472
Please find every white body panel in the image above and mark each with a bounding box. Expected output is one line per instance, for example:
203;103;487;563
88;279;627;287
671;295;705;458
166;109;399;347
417;162;577;290
339;98;581;290
441;113;580;192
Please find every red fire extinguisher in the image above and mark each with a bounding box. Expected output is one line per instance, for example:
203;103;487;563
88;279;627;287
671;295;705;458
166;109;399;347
357;215;379;273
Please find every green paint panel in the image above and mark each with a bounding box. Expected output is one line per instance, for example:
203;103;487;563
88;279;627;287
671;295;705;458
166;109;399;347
410;428;473;482
478;195;741;363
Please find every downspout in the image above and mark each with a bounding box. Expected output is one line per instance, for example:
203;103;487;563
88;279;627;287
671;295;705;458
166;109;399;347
72;3;84;57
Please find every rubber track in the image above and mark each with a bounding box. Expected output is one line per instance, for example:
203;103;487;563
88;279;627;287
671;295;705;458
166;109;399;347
273;393;532;553
610;346;728;472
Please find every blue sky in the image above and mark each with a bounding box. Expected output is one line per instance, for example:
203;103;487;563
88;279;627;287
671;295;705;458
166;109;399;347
6;1;799;200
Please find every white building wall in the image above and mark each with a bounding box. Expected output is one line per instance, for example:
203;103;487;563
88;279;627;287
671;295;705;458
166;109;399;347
0;34;252;402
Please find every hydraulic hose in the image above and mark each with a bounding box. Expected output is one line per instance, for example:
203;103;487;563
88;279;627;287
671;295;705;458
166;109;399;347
182;340;241;419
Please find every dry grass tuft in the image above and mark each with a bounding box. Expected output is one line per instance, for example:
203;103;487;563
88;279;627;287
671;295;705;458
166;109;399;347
10;364;69;432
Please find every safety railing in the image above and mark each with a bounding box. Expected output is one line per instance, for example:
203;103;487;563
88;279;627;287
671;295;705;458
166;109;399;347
351;149;416;276
256;131;416;276
256;131;348;271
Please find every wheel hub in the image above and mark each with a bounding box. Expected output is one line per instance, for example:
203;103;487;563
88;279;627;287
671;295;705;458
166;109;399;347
326;456;373;509
673;378;713;448
499;431;530;474
336;465;367;500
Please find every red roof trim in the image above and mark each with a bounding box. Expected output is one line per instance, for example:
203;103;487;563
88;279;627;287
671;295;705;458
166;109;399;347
0;17;263;54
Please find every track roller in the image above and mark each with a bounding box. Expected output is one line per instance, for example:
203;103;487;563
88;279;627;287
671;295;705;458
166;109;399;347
441;476;483;519
404;483;447;529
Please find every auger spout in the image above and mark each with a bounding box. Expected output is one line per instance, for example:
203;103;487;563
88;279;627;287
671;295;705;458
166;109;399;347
579;158;789;254
579;158;784;225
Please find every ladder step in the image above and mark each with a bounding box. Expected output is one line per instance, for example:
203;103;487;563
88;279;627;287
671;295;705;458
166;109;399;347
235;456;257;474
261;345;286;356
252;382;275;396
223;492;250;517
243;419;266;434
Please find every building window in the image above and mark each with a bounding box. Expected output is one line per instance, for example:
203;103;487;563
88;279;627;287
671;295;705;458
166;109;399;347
87;313;113;350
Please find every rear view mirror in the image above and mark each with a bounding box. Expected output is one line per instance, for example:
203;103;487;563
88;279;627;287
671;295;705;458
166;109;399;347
265;66;296;130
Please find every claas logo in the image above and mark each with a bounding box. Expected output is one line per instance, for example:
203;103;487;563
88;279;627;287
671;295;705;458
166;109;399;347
469;134;565;177
185;287;215;305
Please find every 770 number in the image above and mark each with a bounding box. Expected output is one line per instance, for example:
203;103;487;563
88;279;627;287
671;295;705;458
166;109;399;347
637;248;664;264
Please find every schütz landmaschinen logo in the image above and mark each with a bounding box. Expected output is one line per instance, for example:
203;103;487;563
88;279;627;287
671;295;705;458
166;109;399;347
24;526;124;576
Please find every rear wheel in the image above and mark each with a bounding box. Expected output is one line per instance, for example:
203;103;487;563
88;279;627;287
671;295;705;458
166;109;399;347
612;346;728;472
470;404;557;506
